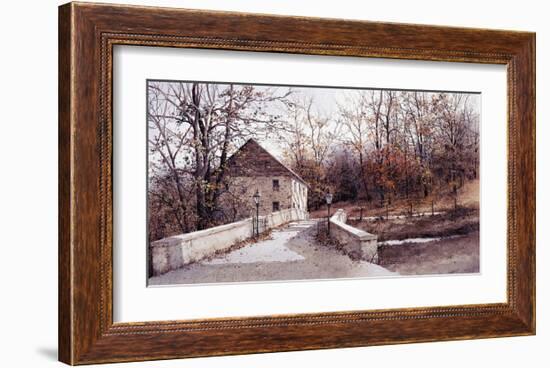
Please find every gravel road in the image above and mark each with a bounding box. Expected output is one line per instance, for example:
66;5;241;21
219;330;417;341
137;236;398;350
149;220;396;286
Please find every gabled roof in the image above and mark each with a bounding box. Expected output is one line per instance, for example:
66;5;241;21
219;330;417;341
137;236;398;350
225;139;309;187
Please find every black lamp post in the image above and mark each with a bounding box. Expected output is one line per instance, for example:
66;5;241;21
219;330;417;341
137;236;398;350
253;190;261;237
325;192;333;236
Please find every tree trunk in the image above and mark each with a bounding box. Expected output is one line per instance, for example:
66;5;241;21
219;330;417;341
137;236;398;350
358;151;370;201
195;184;212;230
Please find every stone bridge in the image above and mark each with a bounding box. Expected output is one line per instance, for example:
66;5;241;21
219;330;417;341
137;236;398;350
150;208;309;276
329;209;379;263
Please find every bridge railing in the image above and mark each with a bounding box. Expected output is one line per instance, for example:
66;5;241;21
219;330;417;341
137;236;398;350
150;208;308;276
329;209;379;263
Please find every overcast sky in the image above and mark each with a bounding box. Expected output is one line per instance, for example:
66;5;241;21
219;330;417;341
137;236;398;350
148;80;480;163
235;83;481;159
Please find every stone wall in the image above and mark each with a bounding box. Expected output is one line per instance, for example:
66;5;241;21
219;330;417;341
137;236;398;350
150;208;308;276
225;176;308;217
329;209;378;263
223;139;309;217
227;176;292;216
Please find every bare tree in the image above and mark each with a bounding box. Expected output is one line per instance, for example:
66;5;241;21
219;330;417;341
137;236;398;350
148;82;290;231
431;93;477;208
338;91;373;200
280;94;343;208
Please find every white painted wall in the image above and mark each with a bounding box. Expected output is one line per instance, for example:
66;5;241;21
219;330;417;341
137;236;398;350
0;1;546;368
291;178;308;212
330;209;378;262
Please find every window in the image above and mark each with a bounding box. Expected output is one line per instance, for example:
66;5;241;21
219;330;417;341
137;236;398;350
272;201;280;212
272;179;279;191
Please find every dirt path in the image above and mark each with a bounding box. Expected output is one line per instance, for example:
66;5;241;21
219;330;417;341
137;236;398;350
149;220;396;286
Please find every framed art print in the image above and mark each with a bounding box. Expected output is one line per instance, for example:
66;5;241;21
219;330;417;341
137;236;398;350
58;2;535;365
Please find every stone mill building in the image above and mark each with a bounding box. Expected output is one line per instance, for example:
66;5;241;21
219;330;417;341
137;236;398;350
223;139;309;217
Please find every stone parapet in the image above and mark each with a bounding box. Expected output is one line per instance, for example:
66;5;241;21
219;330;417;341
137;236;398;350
150;208;308;276
329;209;378;263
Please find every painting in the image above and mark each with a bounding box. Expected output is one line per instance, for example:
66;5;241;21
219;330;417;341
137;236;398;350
147;80;480;285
